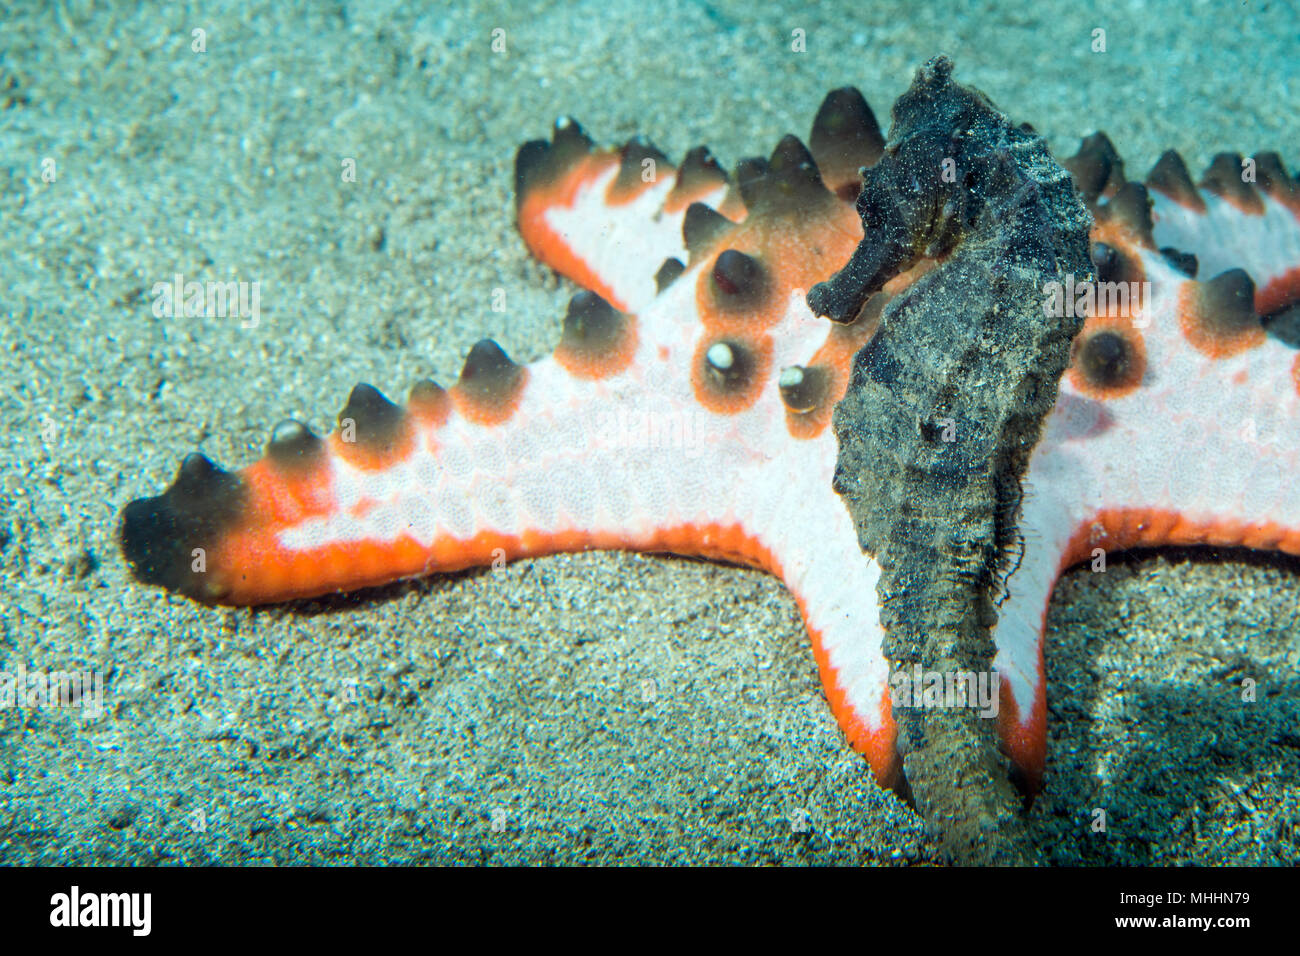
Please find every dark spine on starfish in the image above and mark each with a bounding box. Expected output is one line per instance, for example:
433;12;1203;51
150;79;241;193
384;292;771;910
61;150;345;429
514;117;594;208
808;87;885;200
267;419;324;470
814;56;1093;864
682;202;734;259
1146;150;1206;212
655;257;686;292
738;135;830;217
1096;181;1156;247
672;146;727;197
339;383;405;454
1201;153;1265;214
1159;247;1198;278
611;137;669;200
1061;131;1125;206
1253;152;1299;207
120;453;247;601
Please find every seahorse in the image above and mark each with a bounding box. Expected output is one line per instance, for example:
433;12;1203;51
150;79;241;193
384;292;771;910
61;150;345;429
809;56;1093;863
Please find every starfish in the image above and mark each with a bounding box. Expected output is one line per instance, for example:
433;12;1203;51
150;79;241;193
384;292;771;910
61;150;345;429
119;61;1300;831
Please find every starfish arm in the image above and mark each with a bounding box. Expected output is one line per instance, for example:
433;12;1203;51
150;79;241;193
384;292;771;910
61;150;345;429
121;101;908;778
1147;157;1300;316
515;119;733;314
992;182;1300;783
128;113;895;764
120;278;900;782
778;499;897;784
513;90;885;317
118;287;771;606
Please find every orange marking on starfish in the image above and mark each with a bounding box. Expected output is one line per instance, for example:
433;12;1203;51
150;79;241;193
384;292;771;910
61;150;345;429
757;199;863;293
716;190;747;221
329;420;416;472
243;459;336;526
809;627;900;788
784;398;832;440
1091;220;1151;254
997;642;1047;792
691;334;773;414
1178;281;1266;358
606;163;674;206
408;384;451;427
203;519;784;606
554;317;639;380
516;152;630;310
787;311;880;439
695;200;862;334
1067;314;1147;400
1257;265;1300;317
450;367;530;427
1062;509;1300;569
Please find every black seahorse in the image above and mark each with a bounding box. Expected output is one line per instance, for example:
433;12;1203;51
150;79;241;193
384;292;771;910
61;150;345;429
808;56;1094;864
